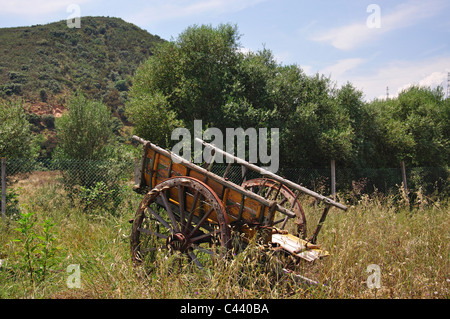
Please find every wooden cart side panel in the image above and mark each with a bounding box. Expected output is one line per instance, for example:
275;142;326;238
188;169;225;198
143;149;187;189
142;147;275;240
143;148;156;189
155;152;171;183
166;186;220;226
144;150;225;198
171;162;188;177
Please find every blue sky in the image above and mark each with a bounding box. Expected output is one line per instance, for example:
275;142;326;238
1;0;449;100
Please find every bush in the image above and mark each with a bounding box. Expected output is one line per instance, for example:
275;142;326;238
0;187;21;218
114;79;127;92
0;101;35;158
39;89;48;102
2;82;22;95
42;114;55;129
79;181;125;212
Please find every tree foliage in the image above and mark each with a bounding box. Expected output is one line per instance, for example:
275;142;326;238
361;86;449;167
55;92;113;160
127;24;448;170
127;24;356;168
0;100;35;158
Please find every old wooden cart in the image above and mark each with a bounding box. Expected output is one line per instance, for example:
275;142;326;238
130;135;347;277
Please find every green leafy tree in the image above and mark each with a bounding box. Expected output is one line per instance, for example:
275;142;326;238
55;93;132;209
0;100;35;158
363;86;448;168
127;91;182;146
127;24;357;169
127;24;242;143
55;92;113;160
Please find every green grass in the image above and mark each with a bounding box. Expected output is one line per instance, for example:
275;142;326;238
0;171;448;299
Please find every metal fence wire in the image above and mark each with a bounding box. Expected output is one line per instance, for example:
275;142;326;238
1;157;448;216
209;164;448;196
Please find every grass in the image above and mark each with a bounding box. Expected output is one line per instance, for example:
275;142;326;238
0;171;448;299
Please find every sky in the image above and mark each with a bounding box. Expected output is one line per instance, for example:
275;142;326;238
1;0;449;101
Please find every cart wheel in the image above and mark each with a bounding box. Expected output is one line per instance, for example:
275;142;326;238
131;176;231;270
242;178;307;238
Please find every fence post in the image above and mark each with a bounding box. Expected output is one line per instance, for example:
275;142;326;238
331;159;336;199
241;165;248;183
400;161;408;195
134;158;140;186
1;158;5;222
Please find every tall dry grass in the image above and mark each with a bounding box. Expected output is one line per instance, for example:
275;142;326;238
0;172;448;299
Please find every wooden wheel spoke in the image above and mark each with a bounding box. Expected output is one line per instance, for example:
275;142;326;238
137;227;168;240
184;191;201;233
147;207;172;232
190;228;217;244
141;245;168;254
192;245;215;256
178;185;186;228
279;197;289;206
186;206;214;240
188;250;204;269
161;191;180;233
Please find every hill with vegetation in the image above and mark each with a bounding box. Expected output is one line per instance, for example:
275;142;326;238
0;16;164;120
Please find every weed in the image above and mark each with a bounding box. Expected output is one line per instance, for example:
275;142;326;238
12;211;61;284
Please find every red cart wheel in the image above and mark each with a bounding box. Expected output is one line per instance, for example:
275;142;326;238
242;178;307;238
131;176;231;270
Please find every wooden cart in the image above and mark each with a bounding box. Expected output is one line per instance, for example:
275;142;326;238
130;135;347;274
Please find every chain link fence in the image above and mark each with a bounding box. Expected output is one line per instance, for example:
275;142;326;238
1;157;136;218
1;157;448;219
209;163;449;197
3;157;135;187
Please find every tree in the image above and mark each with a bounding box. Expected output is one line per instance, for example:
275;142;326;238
363;86;449;168
127;24;242;143
126;91;182;147
55;92;113;160
55;92;132;199
127;24;358;169
0;100;35;158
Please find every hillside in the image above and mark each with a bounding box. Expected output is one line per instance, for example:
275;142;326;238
0;16;164;119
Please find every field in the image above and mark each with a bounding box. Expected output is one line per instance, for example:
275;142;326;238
0;171;448;299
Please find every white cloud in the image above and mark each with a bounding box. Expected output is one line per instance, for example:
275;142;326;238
238;47;253;55
311;0;448;50
127;0;267;26
0;0;92;16
345;56;450;100
321;58;367;79
396;71;448;96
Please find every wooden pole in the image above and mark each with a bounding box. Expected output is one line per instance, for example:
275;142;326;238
331;159;336;199
193;137;347;211
400;161;408;195
134;158;140;186
1;158;6;222
241;165;248;183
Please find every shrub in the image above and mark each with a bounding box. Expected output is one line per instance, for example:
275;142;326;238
39;89;48;102
42;114;55;129
12;211;60;283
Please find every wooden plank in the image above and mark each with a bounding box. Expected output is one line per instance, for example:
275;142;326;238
272;233;329;262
